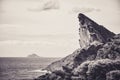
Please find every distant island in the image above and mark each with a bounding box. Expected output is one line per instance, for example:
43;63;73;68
27;54;40;58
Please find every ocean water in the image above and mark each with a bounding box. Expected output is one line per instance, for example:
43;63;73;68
0;57;59;80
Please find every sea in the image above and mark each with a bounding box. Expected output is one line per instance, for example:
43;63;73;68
0;57;59;80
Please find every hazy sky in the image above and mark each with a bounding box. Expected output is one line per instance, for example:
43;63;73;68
0;0;120;57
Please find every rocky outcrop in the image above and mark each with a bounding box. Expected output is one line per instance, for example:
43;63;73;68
35;13;120;80
46;43;103;72
106;70;120;80
78;13;115;48
96;34;120;60
45;13;115;72
72;59;120;80
45;49;80;71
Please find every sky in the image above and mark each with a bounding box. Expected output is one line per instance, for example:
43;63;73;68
0;0;120;57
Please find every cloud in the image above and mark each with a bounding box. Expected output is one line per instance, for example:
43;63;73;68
69;7;100;14
0;24;23;28
28;0;60;12
0;40;55;45
0;40;70;47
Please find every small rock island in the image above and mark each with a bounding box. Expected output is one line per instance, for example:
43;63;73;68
27;53;40;58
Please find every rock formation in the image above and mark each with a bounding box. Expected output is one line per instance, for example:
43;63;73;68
45;13;115;72
35;13;120;80
27;53;40;58
78;13;115;48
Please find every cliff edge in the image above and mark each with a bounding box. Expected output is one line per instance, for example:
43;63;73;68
45;13;115;72
35;13;120;80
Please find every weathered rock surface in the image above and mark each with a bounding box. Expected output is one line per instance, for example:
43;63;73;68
78;13;115;48
45;49;81;71
73;59;120;80
106;70;120;80
96;34;120;60
35;13;120;80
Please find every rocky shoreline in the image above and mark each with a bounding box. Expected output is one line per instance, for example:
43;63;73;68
35;13;120;80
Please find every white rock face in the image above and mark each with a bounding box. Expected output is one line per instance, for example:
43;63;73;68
78;13;115;48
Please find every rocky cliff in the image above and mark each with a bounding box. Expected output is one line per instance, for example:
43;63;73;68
35;13;120;80
45;13;115;72
78;13;115;48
